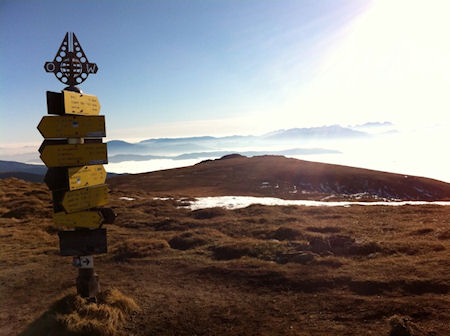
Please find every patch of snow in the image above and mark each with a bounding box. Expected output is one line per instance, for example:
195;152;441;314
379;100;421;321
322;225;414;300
185;196;450;210
119;197;135;201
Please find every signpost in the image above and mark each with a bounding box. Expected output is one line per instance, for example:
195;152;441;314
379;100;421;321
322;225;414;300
39;142;108;167
58;229;107;256
53;208;116;229
38;115;106;138
40;32;114;300
45;165;107;191
46;91;101;116
53;211;103;229
59;184;109;213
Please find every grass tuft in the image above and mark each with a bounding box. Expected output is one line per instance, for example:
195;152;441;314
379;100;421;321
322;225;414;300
169;229;227;250
112;238;169;261
20;289;138;336
388;315;426;336
191;207;228;219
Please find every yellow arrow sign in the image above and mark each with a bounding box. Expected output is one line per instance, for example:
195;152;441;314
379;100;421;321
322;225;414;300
38;115;105;138
40;143;107;167
68;165;107;190
45;165;107;191
64;91;101;115
53;211;103;229
62;184;109;213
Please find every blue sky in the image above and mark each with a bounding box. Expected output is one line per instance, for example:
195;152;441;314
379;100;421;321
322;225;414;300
2;0;450;147
0;0;371;144
3;0;450;182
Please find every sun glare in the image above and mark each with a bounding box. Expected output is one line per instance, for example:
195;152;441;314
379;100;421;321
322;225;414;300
280;0;450;128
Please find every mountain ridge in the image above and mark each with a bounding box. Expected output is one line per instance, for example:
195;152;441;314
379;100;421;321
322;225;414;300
108;154;450;201
106;125;373;155
3;155;450;201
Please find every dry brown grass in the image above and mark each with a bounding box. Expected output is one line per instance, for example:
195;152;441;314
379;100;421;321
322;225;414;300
169;228;227;250
112;238;170;261
1;178;449;335
19;289;138;336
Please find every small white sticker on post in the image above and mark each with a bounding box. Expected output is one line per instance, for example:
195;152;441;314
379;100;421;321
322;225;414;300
73;256;94;268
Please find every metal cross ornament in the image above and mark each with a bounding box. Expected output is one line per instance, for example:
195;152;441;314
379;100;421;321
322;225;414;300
44;32;98;89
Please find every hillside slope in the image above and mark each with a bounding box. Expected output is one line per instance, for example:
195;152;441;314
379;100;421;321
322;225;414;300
109;154;450;201
0;160;47;175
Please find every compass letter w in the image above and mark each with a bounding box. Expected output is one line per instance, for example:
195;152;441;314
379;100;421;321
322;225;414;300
86;63;98;73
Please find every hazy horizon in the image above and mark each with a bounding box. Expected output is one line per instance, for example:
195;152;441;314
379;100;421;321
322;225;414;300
2;120;450;184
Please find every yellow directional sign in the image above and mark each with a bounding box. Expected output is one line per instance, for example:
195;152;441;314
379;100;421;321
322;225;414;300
40;143;107;167
53;211;103;229
62;184;109;213
45;165;106;191
46;91;101;115
38;115;105;138
64;91;101;115
68;165;107;190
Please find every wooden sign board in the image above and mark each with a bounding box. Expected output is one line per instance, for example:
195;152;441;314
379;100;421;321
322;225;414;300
61;184;109;213
47;91;101;116
68;165;107;190
38;115;105;138
40;142;107;167
53;211;103;229
58;229;107;256
45;165;106;191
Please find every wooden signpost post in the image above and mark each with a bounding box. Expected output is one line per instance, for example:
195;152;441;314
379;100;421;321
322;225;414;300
40;32;114;300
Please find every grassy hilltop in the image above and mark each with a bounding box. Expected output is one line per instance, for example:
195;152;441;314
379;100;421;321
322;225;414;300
1;156;450;335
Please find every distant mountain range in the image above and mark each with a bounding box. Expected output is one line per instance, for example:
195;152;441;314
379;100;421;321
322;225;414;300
0;160;117;182
0;146;340;180
261;125;368;141
0;123;396;165
108;148;340;163
350;121;393;129
106;125;372;156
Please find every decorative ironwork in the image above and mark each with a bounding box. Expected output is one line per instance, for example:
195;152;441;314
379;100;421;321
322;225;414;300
44;32;98;88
